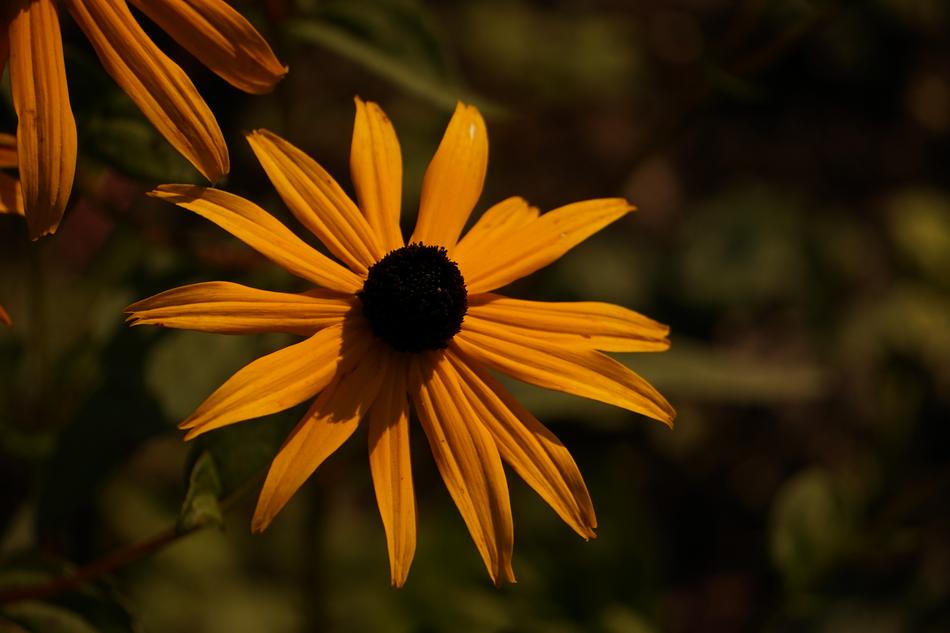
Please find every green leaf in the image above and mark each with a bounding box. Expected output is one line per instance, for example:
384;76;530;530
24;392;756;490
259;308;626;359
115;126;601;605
178;451;224;532
287;0;501;114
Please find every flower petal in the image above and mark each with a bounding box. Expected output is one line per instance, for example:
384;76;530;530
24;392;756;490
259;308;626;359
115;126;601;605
0;304;10;327
247;130;385;273
367;351;415;587
9;0;77;238
0;172;24;216
466;294;670;352
0;134;17;169
351;98;403;251
410;354;515;585
457;198;635;294
454;320;675;426
181;321;368;439
150;185;362;293
127;0;286;95
65;0;228;181
452;196;538;262
410;103;487;249
446;350;596;538
252;347;386;532
126;281;354;335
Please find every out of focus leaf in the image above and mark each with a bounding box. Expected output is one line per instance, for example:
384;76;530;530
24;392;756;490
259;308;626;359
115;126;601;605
886;189;950;289
287;0;500;113
178;450;224;532
769;468;853;589
84;116;202;185
0;602;98;633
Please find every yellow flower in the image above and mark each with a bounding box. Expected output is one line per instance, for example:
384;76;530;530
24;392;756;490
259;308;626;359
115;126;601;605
127;99;675;586
1;0;287;239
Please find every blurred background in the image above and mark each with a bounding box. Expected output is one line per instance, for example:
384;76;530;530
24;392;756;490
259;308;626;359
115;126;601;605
2;0;950;631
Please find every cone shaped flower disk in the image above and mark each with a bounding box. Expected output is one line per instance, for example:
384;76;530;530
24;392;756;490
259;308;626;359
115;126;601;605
1;0;287;238
128;99;675;586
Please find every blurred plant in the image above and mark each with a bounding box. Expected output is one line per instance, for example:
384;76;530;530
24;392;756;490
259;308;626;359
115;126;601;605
1;0;286;238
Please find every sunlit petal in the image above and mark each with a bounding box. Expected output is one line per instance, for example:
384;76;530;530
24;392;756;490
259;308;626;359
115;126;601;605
126;281;354;335
452;196;537;261
410;103;488;249
128;0;286;95
65;0;228;181
351;97;403;251
9;0;77;238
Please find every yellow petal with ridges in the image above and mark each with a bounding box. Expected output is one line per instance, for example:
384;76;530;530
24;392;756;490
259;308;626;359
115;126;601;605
181;322;368;439
247;129;385;273
455;320;675;426
451;196;538;261
65;0;228;181
252;348;386;532
466;294;670;352
410;354;515;585
351;97;404;251
367;351;415;587
128;0;286;95
410;103;487;249
447;350;597;538
457;198;635;294
126;281;353;335
9;0;77;238
150;185;362;293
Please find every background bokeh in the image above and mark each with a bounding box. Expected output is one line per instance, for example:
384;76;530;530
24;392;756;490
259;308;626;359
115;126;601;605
2;1;950;631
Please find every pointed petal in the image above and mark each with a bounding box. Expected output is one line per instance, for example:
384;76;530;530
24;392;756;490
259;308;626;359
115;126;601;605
452;196;538;262
252;348;386;531
181;321;369;439
466;294;670;352
351;98;403;251
454;320;675;426
367;352;415;587
0;172;24;216
150;185;362;293
457;198;635;294
126;281;354;335
9;0;77;238
0;133;16;168
446;350;597;538
65;0;228;181
247;130;385;273
127;0;286;95
410;354;515;585
409;103;487;249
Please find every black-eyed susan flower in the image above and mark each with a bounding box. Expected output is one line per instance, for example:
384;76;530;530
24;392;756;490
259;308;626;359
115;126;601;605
127;99;675;586
2;0;287;238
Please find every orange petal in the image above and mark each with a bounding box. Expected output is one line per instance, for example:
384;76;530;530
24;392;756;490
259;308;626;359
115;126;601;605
0;304;10;327
150;185;362;293
457;198;635;294
410;103;488;249
351;97;404;251
9;0;77;238
181;321;369;439
410;354;515;585
252;347;386;532
126;281;354;335
367;351;416;587
0;134;16;169
452;196;538;262
128;0;286;95
65;0;228;181
466;294;670;352
454;319;675;426
446;350;597;538
0;172;24;216
246;130;384;273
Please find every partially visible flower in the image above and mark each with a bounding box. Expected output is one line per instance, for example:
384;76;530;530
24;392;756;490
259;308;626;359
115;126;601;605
2;0;287;239
0;134;24;216
128;99;675;586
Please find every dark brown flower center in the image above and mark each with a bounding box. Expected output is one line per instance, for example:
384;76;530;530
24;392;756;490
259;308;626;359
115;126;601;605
358;243;467;352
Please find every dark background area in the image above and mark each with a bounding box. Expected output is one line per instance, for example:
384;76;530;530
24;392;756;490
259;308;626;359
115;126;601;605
1;1;949;631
